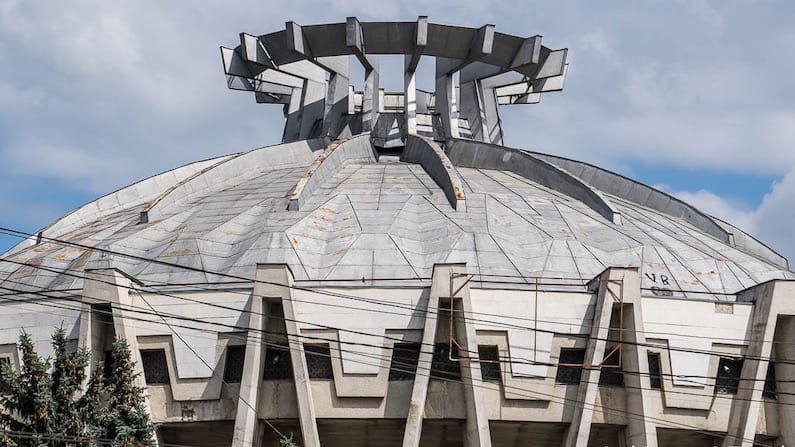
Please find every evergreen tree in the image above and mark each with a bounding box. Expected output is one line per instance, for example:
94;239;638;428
78;360;107;446
100;338;156;447
0;331;157;447
50;327;90;446
0;332;54;447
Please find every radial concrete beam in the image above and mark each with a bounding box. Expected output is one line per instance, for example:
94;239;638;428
239;33;275;75
447;138;622;224
530;151;731;242
286;134;376;211
441;24;495;76
401;134;466;211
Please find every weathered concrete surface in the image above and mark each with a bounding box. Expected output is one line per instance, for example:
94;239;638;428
446;138;621;224
531;151;731;244
286;134;375;210
400;134;466;211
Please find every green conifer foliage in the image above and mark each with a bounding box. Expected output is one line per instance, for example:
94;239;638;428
0;330;156;447
0;332;54;447
101;338;156;447
78;361;107;446
50;327;90;446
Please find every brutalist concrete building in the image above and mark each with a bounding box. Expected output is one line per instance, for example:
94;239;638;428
2;17;794;447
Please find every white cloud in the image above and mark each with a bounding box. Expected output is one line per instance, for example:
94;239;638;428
0;0;793;262
661;169;795;265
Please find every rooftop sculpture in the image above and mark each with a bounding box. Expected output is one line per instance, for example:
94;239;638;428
221;17;567;146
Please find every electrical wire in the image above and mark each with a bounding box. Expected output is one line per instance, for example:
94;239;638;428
2;252;794;368
0;229;784;446
0;284;775;446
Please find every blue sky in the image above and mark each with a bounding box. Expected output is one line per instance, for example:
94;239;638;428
1;0;794;264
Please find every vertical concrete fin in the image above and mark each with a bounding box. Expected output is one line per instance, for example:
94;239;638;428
402;264;449;447
617;269;658;447
232;294;268;447
82;269;159;446
723;280;795;447
563;268;620;447
454;270;493;447
255;264;322;447
402;264;491;447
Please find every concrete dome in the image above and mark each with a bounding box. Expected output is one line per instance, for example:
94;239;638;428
3;133;790;299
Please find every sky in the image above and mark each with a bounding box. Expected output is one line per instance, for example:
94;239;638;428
0;1;794;265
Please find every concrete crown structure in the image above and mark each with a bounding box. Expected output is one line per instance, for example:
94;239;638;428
1;17;795;447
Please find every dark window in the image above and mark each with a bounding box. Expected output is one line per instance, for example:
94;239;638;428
556;348;585;384
715;357;743;394
388;343;421;381
478;345;501;382
648;352;662;390
140;349;170;385
431;343;461;381
763;361;777;399
305;344;333;379
102;350;114;384
0;357;10;392
599;348;624;387
223;345;246;383
263;345;293;380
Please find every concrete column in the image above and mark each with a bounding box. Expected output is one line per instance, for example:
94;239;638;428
619;269;658;447
283;87;304;143
775;314;795;446
404;64;417;136
402;272;442;447
458;81;488;143
403;264;491;447
322;59;350;139
362;57;380;133
232;294;268;447
254;264;321;447
723;280;795;447
299;79;327;140
563;268;620;447
435;58;460;140
81;269;158;445
478;83;502;145
454;279;492;447
77;301;95;386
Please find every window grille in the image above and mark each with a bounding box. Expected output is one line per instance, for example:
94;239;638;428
715;357;743;394
478;345;501;382
555;348;585;384
598;348;624;387
431;343;461;381
140;349;170;384
263;345;293;380
763;361;777;399
304;344;333;379
388;343;421;381
648;352;662;390
223;345;246;383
